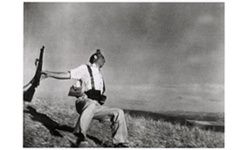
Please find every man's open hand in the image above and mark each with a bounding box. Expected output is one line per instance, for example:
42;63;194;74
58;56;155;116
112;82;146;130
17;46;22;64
41;71;49;80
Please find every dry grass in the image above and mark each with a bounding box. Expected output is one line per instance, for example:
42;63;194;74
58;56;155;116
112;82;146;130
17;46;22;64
23;96;224;148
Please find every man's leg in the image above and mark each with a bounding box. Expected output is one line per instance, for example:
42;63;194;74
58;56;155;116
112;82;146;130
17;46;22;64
93;106;129;145
74;99;98;138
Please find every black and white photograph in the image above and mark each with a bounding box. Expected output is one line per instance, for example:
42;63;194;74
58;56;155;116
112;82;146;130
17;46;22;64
23;2;224;148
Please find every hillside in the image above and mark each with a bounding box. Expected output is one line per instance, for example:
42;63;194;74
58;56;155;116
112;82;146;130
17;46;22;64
23;97;224;148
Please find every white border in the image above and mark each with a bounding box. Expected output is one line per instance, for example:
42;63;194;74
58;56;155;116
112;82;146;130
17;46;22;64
1;0;248;149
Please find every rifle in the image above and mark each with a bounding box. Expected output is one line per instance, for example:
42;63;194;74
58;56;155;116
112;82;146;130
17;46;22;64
23;46;45;102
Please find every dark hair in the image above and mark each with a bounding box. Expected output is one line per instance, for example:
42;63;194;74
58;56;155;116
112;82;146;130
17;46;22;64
89;49;105;64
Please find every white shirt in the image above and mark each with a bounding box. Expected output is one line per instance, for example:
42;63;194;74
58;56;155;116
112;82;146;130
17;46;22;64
70;63;104;94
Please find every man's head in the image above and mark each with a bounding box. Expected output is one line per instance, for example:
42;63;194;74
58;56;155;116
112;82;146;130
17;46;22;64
89;49;105;68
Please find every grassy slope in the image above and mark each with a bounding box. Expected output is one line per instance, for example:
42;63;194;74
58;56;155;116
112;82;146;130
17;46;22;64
23;97;224;148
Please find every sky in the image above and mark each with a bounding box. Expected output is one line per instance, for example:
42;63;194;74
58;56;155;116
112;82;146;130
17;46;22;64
24;3;224;106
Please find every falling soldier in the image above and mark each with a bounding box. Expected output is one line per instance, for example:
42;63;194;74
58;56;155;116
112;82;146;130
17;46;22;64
42;49;129;147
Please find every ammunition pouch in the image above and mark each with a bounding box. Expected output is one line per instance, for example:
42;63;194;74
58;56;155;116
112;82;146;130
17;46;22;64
85;89;107;105
68;86;83;98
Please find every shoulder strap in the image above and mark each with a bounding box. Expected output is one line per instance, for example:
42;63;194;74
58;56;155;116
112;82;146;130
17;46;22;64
86;64;95;90
102;79;106;94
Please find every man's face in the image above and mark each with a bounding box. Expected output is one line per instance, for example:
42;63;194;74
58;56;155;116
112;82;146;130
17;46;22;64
97;57;105;68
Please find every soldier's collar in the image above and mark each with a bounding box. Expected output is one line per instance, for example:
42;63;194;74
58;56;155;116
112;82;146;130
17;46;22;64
90;63;100;70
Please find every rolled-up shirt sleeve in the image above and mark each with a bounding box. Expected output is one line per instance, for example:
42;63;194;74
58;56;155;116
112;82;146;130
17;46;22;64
70;65;87;80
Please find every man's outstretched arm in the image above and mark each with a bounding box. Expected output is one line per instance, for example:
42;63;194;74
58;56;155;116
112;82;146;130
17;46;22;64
42;71;71;80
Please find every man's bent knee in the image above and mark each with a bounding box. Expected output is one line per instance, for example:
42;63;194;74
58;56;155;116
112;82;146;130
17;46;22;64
112;108;125;121
118;109;124;116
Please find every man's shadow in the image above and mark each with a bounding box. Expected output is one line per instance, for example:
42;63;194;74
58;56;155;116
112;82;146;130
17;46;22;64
24;106;73;137
24;106;103;147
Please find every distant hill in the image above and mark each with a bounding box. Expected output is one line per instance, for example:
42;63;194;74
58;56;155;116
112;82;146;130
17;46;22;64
35;82;224;113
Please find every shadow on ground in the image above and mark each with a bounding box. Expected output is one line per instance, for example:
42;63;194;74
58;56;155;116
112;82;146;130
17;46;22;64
24;106;104;147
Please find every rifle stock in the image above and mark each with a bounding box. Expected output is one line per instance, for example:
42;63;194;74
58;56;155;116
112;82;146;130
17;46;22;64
24;46;45;102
